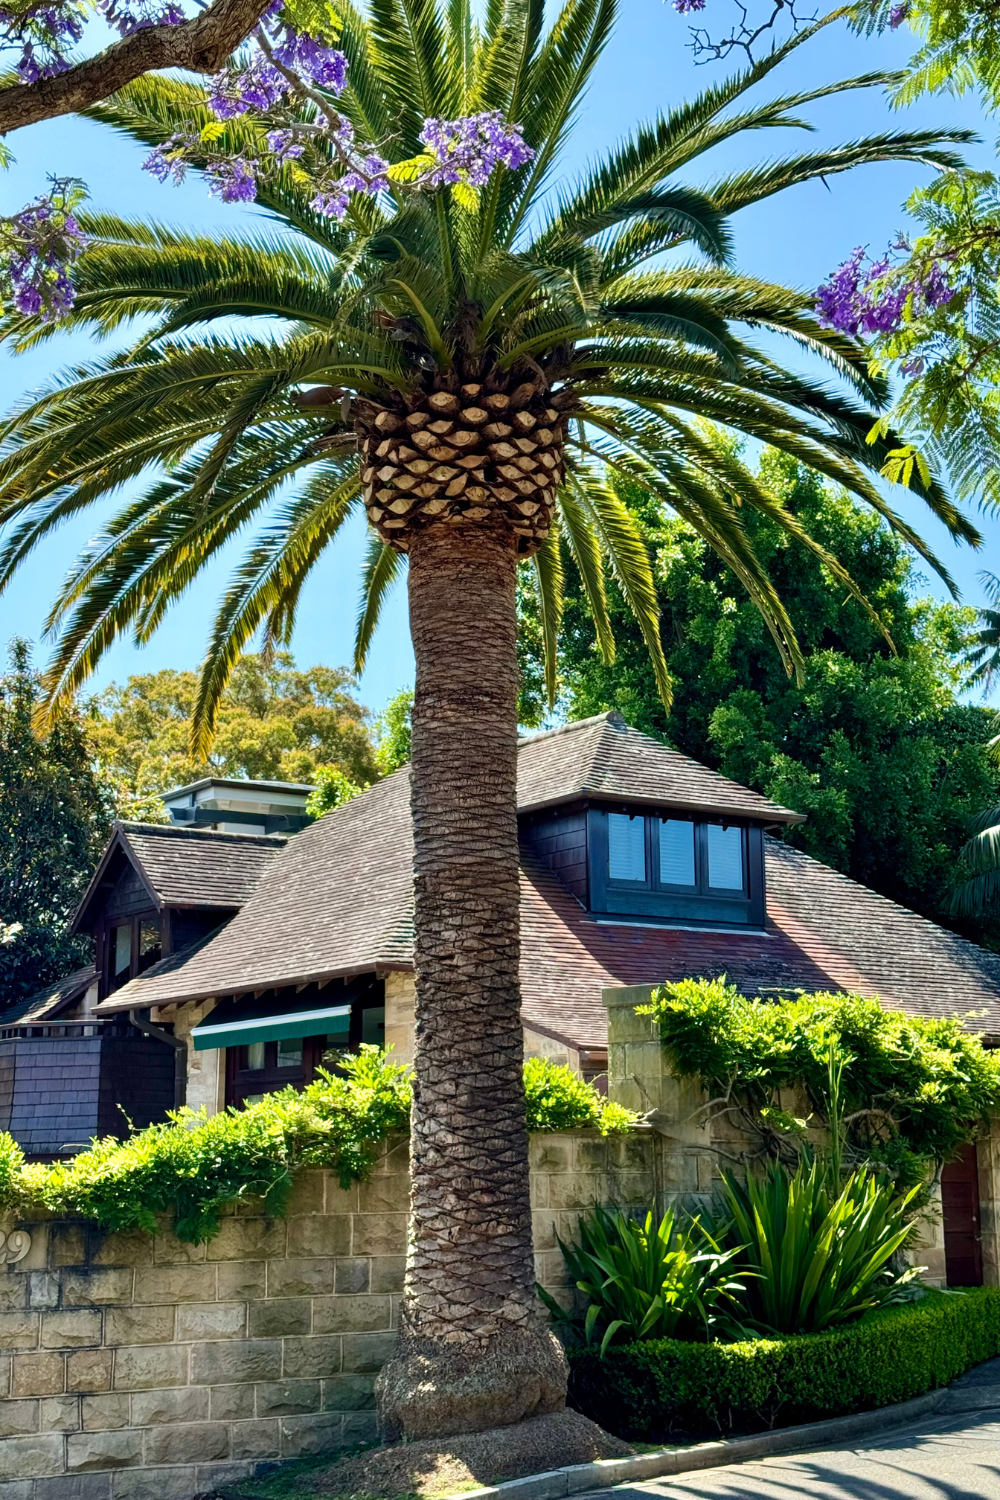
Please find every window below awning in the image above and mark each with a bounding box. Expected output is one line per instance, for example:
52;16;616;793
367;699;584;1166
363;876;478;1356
192;995;351;1051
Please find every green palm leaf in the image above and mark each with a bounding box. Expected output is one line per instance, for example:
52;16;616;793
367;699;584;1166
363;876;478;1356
0;0;977;743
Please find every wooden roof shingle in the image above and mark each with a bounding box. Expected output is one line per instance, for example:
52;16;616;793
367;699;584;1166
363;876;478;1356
517;712;803;824
73;822;288;931
97;719;1000;1042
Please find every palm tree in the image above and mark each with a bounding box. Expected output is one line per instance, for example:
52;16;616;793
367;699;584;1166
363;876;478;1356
963;571;1000;694
0;0;979;1442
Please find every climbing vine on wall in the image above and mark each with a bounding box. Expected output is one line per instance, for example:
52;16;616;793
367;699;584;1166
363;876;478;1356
641;978;1000;1186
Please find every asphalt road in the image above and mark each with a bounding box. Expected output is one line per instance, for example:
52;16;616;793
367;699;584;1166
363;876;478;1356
597;1359;1000;1500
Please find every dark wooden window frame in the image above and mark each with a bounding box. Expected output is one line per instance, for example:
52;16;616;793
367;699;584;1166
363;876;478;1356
96;911;164;998
225;1034;331;1106
588;805;765;928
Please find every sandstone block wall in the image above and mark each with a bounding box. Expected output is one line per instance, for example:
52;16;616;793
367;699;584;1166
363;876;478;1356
603;981;1000;1290
0;1131;657;1500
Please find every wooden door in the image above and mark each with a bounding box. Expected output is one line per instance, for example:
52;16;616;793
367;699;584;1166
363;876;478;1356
942;1142;983;1287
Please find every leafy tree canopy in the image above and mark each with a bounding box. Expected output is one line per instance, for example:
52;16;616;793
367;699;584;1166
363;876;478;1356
85;651;378;814
0;640;113;1005
519;450;998;940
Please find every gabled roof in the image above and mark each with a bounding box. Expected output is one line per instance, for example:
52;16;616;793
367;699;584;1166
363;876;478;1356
97;772;415;1010
0;966;98;1027
96;716;1000;1043
73;822;287;932
517;712;803;824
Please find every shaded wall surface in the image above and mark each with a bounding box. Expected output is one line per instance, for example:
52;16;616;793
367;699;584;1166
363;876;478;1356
0;1028;175;1159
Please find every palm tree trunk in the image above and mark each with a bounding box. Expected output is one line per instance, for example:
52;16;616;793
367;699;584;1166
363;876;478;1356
375;516;567;1441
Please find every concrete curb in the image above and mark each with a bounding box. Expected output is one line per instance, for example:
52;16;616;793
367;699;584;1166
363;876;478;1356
448;1389;955;1500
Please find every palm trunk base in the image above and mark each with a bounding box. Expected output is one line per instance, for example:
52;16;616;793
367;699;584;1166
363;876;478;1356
375;1324;568;1441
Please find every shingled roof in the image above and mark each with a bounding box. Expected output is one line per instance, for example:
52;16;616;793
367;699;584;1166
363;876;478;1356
97;718;1000;1043
517;712;804;824
73;822;287;931
97;772;415;1010
517;839;1000;1045
0;967;97;1028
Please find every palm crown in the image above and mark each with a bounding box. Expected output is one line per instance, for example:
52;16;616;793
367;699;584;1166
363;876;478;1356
0;0;978;742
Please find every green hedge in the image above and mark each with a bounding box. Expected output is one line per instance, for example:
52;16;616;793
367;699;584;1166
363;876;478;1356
0;1048;634;1245
568;1288;1000;1440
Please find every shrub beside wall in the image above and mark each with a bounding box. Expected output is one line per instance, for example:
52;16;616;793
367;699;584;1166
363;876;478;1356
569;1288;1000;1439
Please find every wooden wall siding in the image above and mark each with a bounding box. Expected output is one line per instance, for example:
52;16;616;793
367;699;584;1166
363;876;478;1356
0;1032;176;1159
104;870;154;924
170;910;235;955
523;811;588;902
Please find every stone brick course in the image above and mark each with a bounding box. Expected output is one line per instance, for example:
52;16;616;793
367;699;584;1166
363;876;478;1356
2;986;987;1499
0;1131;651;1497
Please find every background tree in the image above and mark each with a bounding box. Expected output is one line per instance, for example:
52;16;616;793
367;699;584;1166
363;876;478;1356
520;449;999;941
374;689;413;776
85;651;378;812
0;2;976;1445
0;639;112;1005
807;0;1000;507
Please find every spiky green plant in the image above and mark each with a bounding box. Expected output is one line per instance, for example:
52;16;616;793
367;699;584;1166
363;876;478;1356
0;0;977;1443
718;1157;922;1334
541;1203;744;1351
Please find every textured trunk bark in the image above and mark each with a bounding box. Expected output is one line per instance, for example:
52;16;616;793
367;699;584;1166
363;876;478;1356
375;517;567;1441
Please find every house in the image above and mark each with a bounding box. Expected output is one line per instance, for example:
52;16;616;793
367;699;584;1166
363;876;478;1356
0;811;294;1155
6;713;1000;1281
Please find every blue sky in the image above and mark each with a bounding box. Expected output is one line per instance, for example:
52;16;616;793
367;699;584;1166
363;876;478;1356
1;0;997;714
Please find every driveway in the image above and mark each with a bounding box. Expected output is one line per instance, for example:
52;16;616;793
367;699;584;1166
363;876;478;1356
596;1359;1000;1500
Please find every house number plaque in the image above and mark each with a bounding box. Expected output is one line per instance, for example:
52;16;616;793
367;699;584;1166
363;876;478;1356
0;1231;31;1265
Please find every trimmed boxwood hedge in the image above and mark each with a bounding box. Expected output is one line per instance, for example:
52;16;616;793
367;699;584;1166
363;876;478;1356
568;1288;1000;1440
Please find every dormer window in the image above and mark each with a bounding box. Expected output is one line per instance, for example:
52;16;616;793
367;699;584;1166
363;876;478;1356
589;807;764;928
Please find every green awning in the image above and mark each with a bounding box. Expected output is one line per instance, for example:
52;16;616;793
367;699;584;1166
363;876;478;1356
192;996;351;1051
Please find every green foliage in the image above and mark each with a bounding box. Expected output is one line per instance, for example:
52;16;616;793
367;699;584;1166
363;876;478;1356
0;1052;632;1243
568;1287;1000;1439
522;1057;635;1136
641;979;1000;1182
373;689;413;776
540;1204;744;1352
85;652;378;812
861;172;1000;512
519;454;998;942
305;765;367;819
0;12;973;739
17;1046;412;1243
849;0;1000;505
0;639;113;1006
717;1158;921;1335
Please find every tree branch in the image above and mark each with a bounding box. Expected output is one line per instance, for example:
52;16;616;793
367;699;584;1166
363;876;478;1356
0;0;271;135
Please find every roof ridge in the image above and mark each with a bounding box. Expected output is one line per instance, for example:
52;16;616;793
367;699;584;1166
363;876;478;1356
117;821;288;845
517;710;622;748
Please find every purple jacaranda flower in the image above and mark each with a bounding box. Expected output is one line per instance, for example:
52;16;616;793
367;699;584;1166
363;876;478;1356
816;241;956;340
272;29;347;91
4;183;87;323
674;0;707;13
310;184;351;219
207;56;287;117
206;156;258;202
142;138;190;185
890;4;908;26
265;129;305;162
96;0;187;36
418;110;533;189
